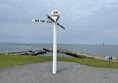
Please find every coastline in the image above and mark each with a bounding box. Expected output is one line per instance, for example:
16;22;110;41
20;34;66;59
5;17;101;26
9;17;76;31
1;43;118;57
5;48;118;62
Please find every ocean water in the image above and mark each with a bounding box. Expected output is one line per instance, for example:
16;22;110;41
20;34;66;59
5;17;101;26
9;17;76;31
0;43;118;57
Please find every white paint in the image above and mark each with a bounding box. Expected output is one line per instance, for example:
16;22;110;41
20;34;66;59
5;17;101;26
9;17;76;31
51;10;60;16
51;10;60;22
32;10;64;74
53;23;57;74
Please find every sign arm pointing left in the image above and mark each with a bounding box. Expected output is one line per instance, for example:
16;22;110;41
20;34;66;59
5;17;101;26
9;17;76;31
32;19;52;24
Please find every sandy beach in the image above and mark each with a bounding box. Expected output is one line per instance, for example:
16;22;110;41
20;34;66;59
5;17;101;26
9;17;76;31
0;62;118;83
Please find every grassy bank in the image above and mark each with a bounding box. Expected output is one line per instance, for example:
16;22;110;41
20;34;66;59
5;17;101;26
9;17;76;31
0;55;118;69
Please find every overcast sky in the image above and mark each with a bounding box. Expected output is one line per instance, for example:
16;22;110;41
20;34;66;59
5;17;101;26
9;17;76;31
0;0;118;44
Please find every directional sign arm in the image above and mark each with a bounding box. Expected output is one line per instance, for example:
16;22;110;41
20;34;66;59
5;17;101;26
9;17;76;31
32;19;52;24
56;16;59;22
57;23;65;30
46;14;55;22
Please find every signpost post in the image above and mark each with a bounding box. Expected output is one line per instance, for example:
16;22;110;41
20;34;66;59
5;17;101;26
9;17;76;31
32;10;65;74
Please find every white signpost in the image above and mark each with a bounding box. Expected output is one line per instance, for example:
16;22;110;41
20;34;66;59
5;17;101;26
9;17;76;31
32;10;65;74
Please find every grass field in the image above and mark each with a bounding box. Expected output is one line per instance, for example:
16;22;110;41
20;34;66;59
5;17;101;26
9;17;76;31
0;55;118;69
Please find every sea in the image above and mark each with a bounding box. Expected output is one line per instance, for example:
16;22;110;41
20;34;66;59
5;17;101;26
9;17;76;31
0;43;118;57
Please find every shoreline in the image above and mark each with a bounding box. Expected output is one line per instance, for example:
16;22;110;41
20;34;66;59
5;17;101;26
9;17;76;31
0;43;118;57
5;48;118;62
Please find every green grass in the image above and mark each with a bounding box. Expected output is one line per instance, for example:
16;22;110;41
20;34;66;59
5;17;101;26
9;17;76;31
58;57;118;69
0;55;118;69
0;55;52;68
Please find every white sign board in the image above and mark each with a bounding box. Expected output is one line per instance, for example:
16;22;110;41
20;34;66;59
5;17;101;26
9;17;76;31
50;10;61;22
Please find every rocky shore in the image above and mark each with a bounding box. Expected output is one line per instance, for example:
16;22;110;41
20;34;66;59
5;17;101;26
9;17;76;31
7;48;118;61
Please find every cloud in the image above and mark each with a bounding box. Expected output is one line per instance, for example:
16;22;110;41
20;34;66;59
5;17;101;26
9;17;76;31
0;0;118;44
